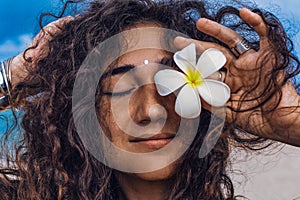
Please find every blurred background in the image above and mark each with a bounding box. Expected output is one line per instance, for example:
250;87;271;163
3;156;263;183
0;0;299;199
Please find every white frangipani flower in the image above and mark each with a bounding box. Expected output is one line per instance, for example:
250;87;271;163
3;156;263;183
154;43;231;118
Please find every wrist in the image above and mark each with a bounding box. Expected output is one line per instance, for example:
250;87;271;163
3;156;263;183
0;58;13;109
10;54;28;88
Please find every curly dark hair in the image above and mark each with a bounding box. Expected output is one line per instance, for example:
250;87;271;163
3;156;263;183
0;0;299;199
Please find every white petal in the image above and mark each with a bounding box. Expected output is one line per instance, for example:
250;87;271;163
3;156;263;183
197;79;230;107
174;43;196;74
196;48;226;78
154;70;186;96
175;84;201;118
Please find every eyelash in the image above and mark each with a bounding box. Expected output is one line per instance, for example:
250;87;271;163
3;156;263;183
160;57;175;67
160;57;179;71
103;88;135;97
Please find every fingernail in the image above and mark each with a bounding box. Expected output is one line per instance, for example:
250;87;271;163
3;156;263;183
175;36;187;42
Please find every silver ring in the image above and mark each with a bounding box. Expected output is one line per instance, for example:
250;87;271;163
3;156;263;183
217;71;222;82
230;38;251;57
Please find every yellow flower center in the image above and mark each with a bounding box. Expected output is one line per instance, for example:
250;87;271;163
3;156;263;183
185;70;202;88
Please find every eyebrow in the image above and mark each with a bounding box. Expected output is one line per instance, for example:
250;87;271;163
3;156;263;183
101;64;135;80
100;56;175;80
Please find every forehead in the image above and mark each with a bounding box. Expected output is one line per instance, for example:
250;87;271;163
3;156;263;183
116;23;171;66
117;49;171;67
122;23;166;49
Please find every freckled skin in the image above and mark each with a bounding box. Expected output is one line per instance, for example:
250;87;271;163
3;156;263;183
99;24;182;182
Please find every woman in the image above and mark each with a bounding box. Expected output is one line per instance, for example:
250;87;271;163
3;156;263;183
0;0;299;199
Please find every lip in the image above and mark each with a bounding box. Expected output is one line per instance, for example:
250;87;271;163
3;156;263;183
129;133;175;149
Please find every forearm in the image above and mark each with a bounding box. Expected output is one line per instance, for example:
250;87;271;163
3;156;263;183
266;85;300;146
0;55;28;110
254;81;300;147
233;81;300;147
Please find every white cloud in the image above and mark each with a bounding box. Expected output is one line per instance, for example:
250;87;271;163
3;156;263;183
0;34;33;60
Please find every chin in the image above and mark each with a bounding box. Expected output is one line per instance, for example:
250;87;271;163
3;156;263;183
133;162;177;181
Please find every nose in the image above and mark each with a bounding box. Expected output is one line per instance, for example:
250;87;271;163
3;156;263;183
131;84;168;126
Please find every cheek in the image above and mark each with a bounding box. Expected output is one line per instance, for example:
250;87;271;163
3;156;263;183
158;93;181;125
98;97;115;139
98;96;128;142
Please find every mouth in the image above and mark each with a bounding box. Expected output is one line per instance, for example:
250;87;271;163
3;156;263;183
129;133;175;149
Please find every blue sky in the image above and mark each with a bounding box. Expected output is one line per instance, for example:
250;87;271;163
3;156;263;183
0;0;299;60
0;0;59;59
0;0;77;59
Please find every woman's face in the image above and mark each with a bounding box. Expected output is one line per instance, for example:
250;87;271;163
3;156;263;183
98;23;194;180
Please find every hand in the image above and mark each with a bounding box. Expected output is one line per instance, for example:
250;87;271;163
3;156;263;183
10;16;74;88
173;8;300;146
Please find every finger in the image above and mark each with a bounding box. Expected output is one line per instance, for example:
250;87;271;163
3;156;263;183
239;8;268;37
239;8;269;47
27;16;74;61
51;15;74;29
206;69;243;94
42;26;61;37
34;16;74;42
42;16;74;36
196;18;244;48
174;36;210;52
173;36;234;59
206;71;224;82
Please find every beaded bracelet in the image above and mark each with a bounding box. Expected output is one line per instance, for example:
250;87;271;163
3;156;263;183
0;58;12;109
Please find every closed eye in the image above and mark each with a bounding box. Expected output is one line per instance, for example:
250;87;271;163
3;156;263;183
103;88;135;97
